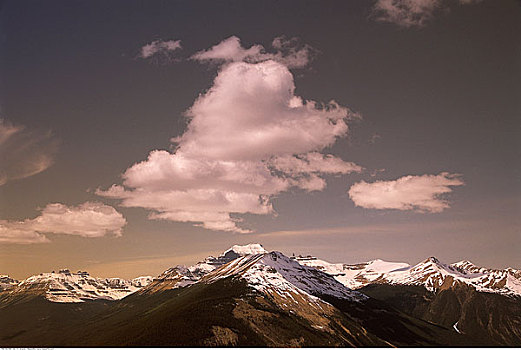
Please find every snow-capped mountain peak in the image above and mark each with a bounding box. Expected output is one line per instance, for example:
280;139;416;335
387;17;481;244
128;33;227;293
409;256;463;276
204;243;267;266
147;244;268;292
224;243;267;256
156;244;266;281
382;257;482;292
204;251;367;302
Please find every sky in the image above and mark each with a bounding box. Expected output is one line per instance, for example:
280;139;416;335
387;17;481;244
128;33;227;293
0;0;520;279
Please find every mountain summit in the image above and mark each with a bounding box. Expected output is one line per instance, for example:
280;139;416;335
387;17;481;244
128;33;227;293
203;250;367;302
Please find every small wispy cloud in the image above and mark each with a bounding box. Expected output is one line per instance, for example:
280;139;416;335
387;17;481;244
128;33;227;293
0;202;127;244
139;39;182;61
348;172;464;212
0;119;59;186
191;36;316;69
372;0;482;28
368;133;381;144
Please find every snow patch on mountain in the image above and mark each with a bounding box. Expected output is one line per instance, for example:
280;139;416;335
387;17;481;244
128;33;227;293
132;275;154;287
295;256;410;289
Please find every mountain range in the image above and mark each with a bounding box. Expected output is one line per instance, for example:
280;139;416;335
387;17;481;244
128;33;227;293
1;243;519;346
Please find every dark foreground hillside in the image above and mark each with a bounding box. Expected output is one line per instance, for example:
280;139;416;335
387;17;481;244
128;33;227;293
1;276;478;347
360;283;521;346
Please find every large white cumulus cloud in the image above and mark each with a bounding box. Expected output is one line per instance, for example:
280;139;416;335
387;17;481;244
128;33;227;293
348;172;464;212
98;40;361;233
176;61;350;161
0;202;126;244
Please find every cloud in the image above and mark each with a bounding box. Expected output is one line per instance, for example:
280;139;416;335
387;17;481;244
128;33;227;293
368;133;381;144
0;202;126;244
139;39;182;60
372;0;481;28
192;36;264;63
372;0;442;27
348;172;464;212
191;36;315;68
0;223;50;244
0;119;59;186
98;40;361;233
269;153;362;191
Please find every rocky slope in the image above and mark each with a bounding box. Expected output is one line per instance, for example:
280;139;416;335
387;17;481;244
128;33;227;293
0;275;18;291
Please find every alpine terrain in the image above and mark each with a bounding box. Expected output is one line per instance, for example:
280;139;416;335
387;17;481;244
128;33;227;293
296;254;521;345
0;244;518;346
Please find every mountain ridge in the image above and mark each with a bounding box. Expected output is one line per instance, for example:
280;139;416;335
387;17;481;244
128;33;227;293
0;269;153;303
2;244;520;302
295;254;521;297
1;243;516;346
